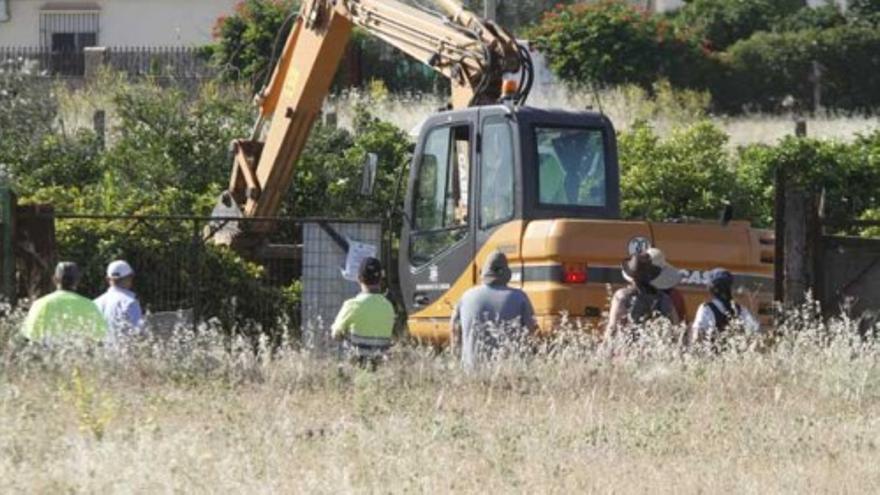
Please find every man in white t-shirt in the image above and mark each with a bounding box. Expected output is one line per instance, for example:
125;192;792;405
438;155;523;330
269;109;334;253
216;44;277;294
94;260;144;339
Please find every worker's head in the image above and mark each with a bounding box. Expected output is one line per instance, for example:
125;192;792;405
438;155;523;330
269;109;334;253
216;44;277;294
706;268;734;302
106;260;135;289
358;257;383;291
54;261;81;291
621;252;661;288
482;251;511;286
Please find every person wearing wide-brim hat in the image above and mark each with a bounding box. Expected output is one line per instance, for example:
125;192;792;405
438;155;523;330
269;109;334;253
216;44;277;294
646;247;686;323
605;252;679;339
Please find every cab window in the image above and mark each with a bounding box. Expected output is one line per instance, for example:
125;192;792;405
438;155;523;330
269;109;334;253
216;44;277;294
480;117;514;229
537;127;606;208
411;125;470;265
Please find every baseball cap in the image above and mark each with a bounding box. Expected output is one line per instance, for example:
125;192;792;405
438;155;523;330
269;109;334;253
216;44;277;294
706;268;734;292
106;260;135;279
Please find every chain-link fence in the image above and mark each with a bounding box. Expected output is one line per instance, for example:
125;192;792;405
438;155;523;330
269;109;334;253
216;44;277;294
40;214;384;344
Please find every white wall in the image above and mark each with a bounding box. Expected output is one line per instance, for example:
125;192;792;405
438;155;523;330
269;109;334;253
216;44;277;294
0;0;241;47
0;0;41;45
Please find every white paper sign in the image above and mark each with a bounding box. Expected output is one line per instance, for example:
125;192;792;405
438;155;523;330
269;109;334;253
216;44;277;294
341;240;378;282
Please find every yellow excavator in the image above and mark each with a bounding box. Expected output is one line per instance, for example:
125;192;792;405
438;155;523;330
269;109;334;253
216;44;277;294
217;0;775;343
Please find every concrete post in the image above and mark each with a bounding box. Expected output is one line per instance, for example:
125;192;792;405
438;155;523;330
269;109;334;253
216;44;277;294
83;46;107;82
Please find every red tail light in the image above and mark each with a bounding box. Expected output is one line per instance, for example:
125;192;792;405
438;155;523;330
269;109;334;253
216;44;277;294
562;263;588;284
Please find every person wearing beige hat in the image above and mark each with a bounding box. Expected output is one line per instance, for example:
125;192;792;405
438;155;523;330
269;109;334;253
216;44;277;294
646;247;686;323
605;252;679;339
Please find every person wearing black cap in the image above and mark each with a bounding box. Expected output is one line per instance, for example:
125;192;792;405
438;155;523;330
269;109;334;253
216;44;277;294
21;261;108;343
605;252;679;339
331;257;395;369
689;268;759;346
450;251;537;369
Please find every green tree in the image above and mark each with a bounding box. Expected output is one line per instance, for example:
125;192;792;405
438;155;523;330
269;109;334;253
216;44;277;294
284;105;411;221
717;25;880;113
211;0;299;86
530;1;709;90
776;3;846;32
673;0;804;51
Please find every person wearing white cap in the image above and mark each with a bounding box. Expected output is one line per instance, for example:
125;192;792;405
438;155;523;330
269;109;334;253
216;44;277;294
94;260;144;338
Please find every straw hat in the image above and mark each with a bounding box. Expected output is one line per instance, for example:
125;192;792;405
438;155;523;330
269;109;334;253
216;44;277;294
646;247;682;290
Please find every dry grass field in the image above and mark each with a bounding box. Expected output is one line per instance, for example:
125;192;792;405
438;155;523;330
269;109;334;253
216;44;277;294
3;311;880;494
330;85;880;147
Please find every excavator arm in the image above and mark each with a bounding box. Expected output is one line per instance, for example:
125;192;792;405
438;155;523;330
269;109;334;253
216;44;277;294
221;0;532;239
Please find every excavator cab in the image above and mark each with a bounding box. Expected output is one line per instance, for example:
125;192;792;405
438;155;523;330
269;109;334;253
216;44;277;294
399;105;620;339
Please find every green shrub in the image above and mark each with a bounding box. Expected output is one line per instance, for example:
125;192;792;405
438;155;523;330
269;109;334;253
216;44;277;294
619;121;742;221
102;81;252;198
530;1;709;90
7;130;103;193
736;134;880;231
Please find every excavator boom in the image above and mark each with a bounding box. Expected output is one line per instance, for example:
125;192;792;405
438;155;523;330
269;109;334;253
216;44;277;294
222;0;530;238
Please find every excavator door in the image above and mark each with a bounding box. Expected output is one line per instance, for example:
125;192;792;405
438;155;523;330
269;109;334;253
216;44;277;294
399;110;480;339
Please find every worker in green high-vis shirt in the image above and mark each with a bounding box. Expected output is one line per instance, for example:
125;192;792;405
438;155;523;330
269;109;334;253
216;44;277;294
21;262;108;343
331;257;395;370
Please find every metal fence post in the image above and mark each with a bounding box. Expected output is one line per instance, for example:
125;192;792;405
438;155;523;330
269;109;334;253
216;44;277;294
774;165;786;305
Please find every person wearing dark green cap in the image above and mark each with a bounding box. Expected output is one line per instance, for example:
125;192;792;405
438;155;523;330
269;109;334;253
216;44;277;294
331;257;395;369
21;261;108;343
